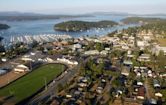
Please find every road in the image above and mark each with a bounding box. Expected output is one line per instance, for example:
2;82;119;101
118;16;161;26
144;78;150;99
27;62;81;105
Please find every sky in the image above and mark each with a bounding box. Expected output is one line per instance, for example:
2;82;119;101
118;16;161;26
0;0;166;14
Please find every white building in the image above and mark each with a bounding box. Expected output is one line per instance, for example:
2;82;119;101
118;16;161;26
121;68;129;76
155;92;163;97
137;54;150;62
57;58;78;65
73;43;82;49
84;50;100;55
14;64;29;73
137;41;149;48
100;50;109;55
1;58;7;62
152;45;166;56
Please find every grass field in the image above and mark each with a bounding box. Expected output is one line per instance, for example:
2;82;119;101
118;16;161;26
0;63;65;103
157;38;166;47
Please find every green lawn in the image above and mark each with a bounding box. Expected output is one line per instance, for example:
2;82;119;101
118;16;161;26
0;63;65;103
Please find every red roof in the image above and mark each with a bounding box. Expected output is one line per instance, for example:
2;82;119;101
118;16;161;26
137;86;145;96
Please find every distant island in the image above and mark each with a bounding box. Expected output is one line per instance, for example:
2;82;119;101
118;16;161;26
121;17;166;24
0;24;10;30
54;20;118;32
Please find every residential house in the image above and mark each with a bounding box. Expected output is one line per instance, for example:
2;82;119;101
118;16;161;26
137;86;145;100
153;79;160;88
123;60;133;66
84;50;100;55
152;45;166;56
137;54;150;62
121;67;130;76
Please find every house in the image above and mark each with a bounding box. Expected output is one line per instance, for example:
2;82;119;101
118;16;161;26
72;43;82;51
105;48;110;51
123;60;133;66
136;72;141;77
143;36;152;41
122;45;129;50
137;86;145;100
155;92;163;97
1;58;7;62
159;72;166;78
147;70;153;77
84;50;100;55
21;57;33;61
0;69;7;75
149;99;157;105
121;67;130;76
152;45;166;56
100;50;109;55
137;81;143;86
73;43;82;49
115;88;123;97
45;57;54;63
96;87;103;94
78;83;87;88
137;54;150;62
14;64;29;73
137;41;149;49
153;79;160;88
137;41;145;47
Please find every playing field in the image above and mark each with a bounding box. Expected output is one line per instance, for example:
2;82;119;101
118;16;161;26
0;63;65;103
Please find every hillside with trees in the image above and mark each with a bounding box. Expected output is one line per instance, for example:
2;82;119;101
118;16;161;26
0;23;10;30
121;17;166;36
54;20;118;32
121;17;166;24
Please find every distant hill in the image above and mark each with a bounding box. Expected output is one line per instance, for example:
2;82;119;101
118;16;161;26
87;12;131;16
121;17;166;24
0;11;92;21
0;23;10;30
54;20;118;32
0;11;42;16
88;12;166;17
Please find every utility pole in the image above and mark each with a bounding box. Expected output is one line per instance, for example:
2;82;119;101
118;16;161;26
44;77;47;90
30;61;32;71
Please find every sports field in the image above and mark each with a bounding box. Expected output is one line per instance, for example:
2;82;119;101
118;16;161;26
0;63;65;103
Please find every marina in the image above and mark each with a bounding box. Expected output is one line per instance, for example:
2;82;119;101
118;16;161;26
9;34;71;44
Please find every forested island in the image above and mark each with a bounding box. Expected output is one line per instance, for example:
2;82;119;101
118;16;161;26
0;23;10;30
54;20;118;32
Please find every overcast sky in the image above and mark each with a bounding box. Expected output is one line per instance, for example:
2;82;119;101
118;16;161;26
0;0;166;14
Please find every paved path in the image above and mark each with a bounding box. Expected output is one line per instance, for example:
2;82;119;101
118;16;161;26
144;78;150;99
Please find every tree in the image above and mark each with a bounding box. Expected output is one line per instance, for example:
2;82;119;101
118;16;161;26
0;36;3;42
0;36;5;53
95;43;104;52
157;51;166;71
57;83;63;92
94;62;104;75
